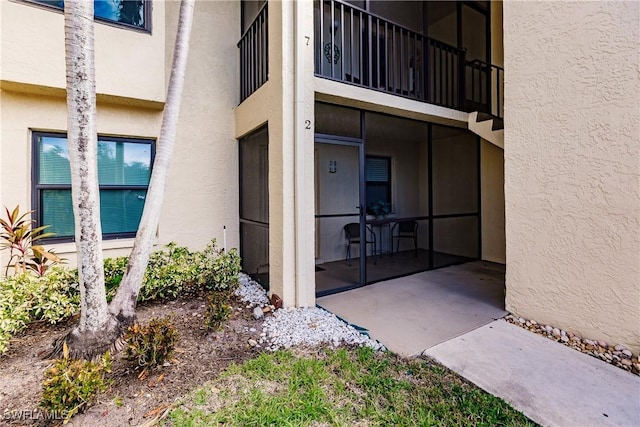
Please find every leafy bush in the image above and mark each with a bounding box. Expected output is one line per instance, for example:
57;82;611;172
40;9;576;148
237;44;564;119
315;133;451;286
0;268;79;354
102;240;241;302
197;243;242;293
103;256;128;302
40;343;112;421
0;240;240;355
205;290;233;330
142;243;198;301
124;317;178;369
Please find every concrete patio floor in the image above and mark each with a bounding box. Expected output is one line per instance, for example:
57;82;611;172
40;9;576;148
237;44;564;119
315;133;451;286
317;261;507;356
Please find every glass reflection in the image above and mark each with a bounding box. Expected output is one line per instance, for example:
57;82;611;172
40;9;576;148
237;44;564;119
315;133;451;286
32;0;146;29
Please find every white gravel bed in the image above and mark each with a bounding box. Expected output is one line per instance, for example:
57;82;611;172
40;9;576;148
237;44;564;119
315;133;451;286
236;273;385;352
258;306;385;352
235;273;270;307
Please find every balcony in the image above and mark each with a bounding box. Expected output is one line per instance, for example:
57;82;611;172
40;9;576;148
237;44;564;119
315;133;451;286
314;0;503;119
238;2;268;103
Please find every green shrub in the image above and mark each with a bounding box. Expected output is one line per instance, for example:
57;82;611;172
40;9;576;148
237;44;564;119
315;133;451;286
124;317;179;369
40;344;112;421
0;240;240;355
103;256;128;302
141;243;198;301
0;268;79;354
197;243;241;293
205;290;233;330
102;240;241;302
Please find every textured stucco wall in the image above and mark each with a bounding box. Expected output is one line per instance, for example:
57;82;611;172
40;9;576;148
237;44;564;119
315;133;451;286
161;0;239;252
0;0;240;268
235;0;316;307
0;0;165;103
504;1;640;351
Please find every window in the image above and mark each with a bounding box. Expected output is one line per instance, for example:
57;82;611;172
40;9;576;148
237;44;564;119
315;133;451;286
365;156;391;208
32;132;154;242
26;0;149;31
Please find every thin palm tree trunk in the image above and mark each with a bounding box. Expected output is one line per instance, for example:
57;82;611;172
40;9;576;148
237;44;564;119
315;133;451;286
64;0;108;332
110;0;196;317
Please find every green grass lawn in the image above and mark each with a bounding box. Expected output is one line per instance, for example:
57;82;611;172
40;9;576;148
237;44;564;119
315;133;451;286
166;347;537;426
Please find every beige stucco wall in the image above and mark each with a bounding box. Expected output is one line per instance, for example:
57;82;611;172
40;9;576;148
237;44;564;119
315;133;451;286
491;0;503;68
0;0;240;269
161;0;240;252
235;0;316;307
504;1;640;351
0;0;166;103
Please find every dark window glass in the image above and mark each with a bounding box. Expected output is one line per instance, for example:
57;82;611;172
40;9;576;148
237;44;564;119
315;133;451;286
365;156;391;208
28;0;148;30
33;132;154;241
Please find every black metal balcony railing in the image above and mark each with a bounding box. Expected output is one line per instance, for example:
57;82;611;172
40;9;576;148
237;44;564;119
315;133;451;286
466;59;504;119
238;2;268;103
237;0;504;118
315;0;466;110
314;0;504;119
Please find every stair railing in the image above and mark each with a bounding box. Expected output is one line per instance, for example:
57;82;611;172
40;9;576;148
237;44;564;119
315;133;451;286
465;59;504;119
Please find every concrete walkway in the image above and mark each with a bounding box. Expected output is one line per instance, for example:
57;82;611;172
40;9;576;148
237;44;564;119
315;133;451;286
317;262;640;426
425;320;640;427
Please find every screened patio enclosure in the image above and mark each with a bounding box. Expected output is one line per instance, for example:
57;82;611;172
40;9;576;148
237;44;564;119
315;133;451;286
239;126;270;288
314;103;480;296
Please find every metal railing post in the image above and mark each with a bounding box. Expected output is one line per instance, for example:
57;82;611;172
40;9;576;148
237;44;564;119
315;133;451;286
458;49;466;110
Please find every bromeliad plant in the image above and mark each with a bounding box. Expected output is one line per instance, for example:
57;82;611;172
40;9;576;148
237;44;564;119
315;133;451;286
124;317;179;370
0;205;64;276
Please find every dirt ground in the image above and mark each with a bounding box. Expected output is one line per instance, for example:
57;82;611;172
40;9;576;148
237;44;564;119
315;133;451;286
0;294;265;426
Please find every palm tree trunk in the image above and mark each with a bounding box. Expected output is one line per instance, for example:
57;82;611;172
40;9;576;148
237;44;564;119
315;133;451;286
64;0;108;333
109;0;195;319
48;0;195;360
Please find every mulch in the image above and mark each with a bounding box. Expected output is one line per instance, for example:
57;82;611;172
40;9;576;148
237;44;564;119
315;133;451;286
0;294;265;426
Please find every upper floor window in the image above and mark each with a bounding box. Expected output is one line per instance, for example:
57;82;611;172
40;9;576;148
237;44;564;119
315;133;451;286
32;132;155;242
26;0;150;31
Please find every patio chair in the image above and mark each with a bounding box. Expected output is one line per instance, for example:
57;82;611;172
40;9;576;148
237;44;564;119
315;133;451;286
392;220;418;257
344;223;377;266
